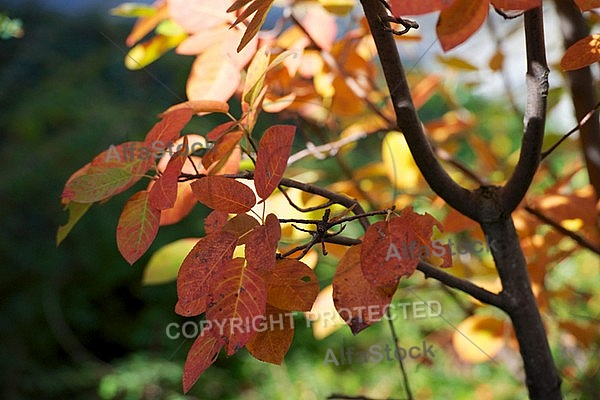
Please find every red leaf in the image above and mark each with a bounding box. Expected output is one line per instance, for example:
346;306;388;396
491;0;540;10
175;231;238;316
204;210;229;235
182;332;224;393
222;213;260;244
206;121;238;141
436;0;489;51
333;245;395;334
206;257;267;355
163;100;230;115
191;176;256;213
145;108;195;150
267;259;319;311
148;139;187;210
202;130;244;170
390;0;453;15
116;190;161;265
245;304;294;364
574;0;600;11
245;213;281;274
560;34;600;71
254;125;296;199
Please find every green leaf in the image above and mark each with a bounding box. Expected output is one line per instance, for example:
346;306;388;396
56;201;93;246
142;238;199;285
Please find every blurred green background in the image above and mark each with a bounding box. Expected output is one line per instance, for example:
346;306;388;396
1;3;598;400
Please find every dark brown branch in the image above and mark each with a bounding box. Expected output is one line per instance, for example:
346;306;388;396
554;0;600;200
359;0;477;220
501;8;549;212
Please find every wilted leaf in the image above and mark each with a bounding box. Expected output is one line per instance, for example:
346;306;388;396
453;315;506;363
176;231;238;316
246;304;294;364
191;176;256;213
56;201;92;245
437;0;488;51
206;257;267;354
117;190;161;265
267;259;319;311
183;333;224;393
142;238;199;285
560;34;600;71
254;125;296;199
332;245;395;334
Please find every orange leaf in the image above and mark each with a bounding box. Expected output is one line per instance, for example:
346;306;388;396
182;333;224;393
203;210;229;235
206;121;238;141
163;100;230;115
206;257;267;354
245;304;294;364
245;213;281;274
176;231;238;316
267;259;319;311
125;2;168;47
148;138;188;210
254;125;296;199
560;34;600;71
168;0;232;34
116;190;161;265
333;245;395;334
390;0;453;15
222;213;260;244
144;108;195;151
202;130;244;170
436;0;489;51
187;50;240;103
491;0;540;10
191;176;256;213
575;0;600;11
453;315;506;363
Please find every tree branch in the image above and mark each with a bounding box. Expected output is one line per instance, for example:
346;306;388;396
501;8;549;212
359;0;477;220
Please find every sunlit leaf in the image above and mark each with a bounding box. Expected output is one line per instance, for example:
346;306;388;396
390;0;453;15
191;176;256;213
382;131;421;190
116;190;161;265
125;2;168;47
453;315;506;363
318;0;355;16
254;125;296;199
202;130;244;170
437;0;488;51
142;238;199;285
560;34;600;71
267;258;319;311
125;33;186;70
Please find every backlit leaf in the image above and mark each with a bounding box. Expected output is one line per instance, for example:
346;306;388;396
245;304;294;364
168;0;231;33
63;165;137;204
202;130;244;170
176;231;238;316
243;45;271;108
234;0;274;52
163;100;230;115
124;33;186;70
267;258;319;311
390;0;453;15
206;257;267;354
560;34;600;71
382;131;421;190
187;49;240;102
116;190;161;265
148;137;187;210
333;245;395;334
308;285;346;339
183;333;224;393
56;201;92;245
254;125;296;199
453;315;506;363
437;0;489;51
191;176;256;213
206;121;238;141
142;238;199;285
318;0;355;16
125;2;168;46
144;108;195;151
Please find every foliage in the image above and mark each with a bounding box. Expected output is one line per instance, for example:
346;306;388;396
57;0;600;398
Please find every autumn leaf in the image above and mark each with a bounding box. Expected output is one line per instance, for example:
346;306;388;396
453;315;506;363
333;245;396;334
206;257;267;354
56;201;92;245
254;125;296;199
230;0;275;52
222;213;260;244
202;130;244;170
116;190;162;265
176;231;238;316
491;0;540;10
145;107;195;148
124;33;186;70
203;210;229;235
163;100;230;115
182;332;224;393
243;45;271;108
142;238;199;285
148;138;187;210
575;0;600;11
436;0;489;51
191;175;256;213
124;2;169;47
245;304;294;364
245;213;281;274
206;121;238;141
390;0;452;15
168;0;232;33
187;48;240;103
560;34;600;71
267;258;319;311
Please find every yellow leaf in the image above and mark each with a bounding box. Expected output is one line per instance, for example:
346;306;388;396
125;34;186;70
453;315;505;363
142;238;199;285
382;131;421;190
318;0;355;15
